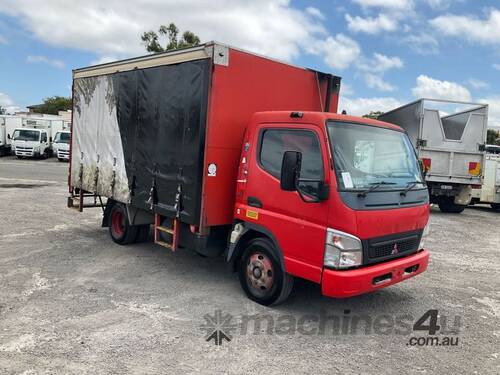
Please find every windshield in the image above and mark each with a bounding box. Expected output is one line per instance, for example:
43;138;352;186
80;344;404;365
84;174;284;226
327;121;424;190
13;129;40;142
54;132;71;143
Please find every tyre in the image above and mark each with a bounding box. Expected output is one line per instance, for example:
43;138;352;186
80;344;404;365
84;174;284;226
108;203;138;245
491;203;500;211
438;197;465;213
16;155;23;159
135;224;151;243
238;238;294;306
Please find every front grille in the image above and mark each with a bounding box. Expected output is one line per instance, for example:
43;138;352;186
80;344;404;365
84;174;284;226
369;236;420;258
363;230;422;265
16;146;33;152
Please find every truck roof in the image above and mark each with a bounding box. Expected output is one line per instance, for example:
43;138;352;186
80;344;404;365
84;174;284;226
73;41;331;79
251;111;404;132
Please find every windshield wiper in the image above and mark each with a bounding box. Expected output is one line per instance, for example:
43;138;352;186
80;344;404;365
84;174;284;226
400;181;424;197
357;181;397;198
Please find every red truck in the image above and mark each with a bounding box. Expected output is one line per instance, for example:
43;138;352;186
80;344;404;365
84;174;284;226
68;42;430;306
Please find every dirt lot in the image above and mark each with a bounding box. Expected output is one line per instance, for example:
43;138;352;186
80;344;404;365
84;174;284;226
0;155;499;374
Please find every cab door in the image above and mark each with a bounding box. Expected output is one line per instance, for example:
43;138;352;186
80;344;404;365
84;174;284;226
244;123;330;282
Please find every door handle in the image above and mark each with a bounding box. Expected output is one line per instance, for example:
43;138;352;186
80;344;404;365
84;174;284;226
247;196;262;208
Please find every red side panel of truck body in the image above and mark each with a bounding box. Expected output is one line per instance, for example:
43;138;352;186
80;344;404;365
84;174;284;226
201;48;339;227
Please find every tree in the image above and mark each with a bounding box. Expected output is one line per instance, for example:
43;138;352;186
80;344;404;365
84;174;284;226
0;105;5;115
141;23;200;53
37;96;72;115
363;111;384;120
487;129;500;145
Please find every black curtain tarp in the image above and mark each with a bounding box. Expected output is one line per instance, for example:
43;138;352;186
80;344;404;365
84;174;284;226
112;59;210;224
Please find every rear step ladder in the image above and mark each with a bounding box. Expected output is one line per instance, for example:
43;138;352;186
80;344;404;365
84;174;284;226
154;214;179;251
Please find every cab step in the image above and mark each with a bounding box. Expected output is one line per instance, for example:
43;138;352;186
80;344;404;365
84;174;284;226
154;213;179;251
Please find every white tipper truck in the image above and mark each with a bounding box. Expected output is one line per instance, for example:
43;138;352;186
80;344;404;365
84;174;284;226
379;99;488;213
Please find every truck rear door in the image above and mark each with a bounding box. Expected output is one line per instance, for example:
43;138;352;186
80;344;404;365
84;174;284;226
419;103;487;184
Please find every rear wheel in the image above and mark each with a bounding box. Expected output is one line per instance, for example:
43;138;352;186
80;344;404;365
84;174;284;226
491;203;500;211
109;203;138;245
238;238;293;306
438;197;465;213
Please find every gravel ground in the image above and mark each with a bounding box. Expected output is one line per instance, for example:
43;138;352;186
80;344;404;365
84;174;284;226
0;155;499;374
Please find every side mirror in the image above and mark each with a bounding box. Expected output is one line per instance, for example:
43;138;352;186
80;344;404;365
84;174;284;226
280;151;302;191
49;137;52;143
7;134;10;140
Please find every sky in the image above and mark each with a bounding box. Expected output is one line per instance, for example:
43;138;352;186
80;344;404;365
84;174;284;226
0;0;499;128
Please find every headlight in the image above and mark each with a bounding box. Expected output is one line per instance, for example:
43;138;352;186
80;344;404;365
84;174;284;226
324;228;363;269
419;223;430;249
33;146;40;152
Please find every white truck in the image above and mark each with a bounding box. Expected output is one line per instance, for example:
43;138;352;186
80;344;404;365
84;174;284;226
0;115;22;156
379;99;488;213
11;117;66;158
52;130;71;161
471;145;500;210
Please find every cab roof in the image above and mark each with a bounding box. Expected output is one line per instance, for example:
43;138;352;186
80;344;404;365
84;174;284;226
251;111;403;132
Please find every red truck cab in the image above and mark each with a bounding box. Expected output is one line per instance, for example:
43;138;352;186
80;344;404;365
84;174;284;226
228;111;430;305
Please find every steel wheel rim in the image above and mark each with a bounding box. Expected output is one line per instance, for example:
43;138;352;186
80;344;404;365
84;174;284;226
111;210;125;237
246;252;274;295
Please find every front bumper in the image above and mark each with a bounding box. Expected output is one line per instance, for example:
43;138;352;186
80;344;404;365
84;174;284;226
57;150;70;160
321;249;429;298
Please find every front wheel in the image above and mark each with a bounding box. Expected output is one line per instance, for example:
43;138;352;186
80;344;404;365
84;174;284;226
491;203;500;211
238;238;294;306
109;203;138;245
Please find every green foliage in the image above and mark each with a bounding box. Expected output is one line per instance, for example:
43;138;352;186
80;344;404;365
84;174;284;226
37;96;72;115
0;105;5;115
141;23;200;53
486;129;500;145
362;111;384;120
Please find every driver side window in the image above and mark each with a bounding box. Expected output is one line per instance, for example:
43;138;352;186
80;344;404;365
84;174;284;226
259;128;323;193
41;133;47;142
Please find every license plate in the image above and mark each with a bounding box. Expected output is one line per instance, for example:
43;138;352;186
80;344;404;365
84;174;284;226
440;185;453;190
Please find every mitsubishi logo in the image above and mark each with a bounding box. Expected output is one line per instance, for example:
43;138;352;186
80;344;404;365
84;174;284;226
391;243;399;255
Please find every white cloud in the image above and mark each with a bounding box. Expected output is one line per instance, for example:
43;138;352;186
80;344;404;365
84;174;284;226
0;92;23;114
352;0;412;10
338;96;403;116
466;79;489;90
430;9;500;46
26;55;65;69
345;14;398;34
306;7;324;20
0;0;329;62
310;34;361;70
403;33;439;55
479;97;500;128
357;53;402;92
0;34;7;44
493;64;500;71
364;74;396;92
359;53;404;73
90;55;118;66
412;75;471;101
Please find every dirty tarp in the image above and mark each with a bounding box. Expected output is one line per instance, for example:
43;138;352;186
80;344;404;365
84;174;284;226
71;60;210;224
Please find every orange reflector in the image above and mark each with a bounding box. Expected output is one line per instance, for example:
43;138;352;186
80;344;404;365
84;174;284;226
468;162;481;176
421;158;431;172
